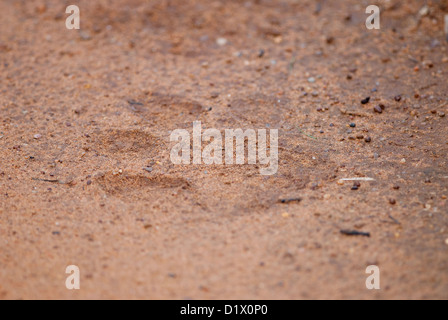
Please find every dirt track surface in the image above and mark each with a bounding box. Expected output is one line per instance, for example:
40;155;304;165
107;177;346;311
1;0;448;300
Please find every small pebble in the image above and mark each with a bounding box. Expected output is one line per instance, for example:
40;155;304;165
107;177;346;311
365;137;372;143
394;95;402;102
389;199;396;205
361;97;370;105
34;134;42;140
393;185;400;190
87;180;92;186
349;123;356;128
143;167;153;173
216;38;228;46
374;105;383;113
308;77;316;83
351;181;361;190
445;238;448;246
258;49;265;58
400;158;406;164
79;31;92;41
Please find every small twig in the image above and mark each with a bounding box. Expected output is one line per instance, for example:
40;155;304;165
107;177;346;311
32;178;76;185
388;214;401;225
279;198;302;204
288;56;296;73
340;230;371;237
407;55;419;64
127;100;144;106
444;15;448;42
32;178;61;183
339;177;376;182
298;127;317;140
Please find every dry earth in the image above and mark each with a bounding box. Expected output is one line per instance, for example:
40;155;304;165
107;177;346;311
0;0;447;299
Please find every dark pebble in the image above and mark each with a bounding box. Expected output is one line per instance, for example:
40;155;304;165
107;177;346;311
258;49;265;58
361;97;371;104
393;185;400;190
374;105;383;113
349;123;356;128
394;95;402;102
87;180;92;185
365;137;372;143
389;199;396;205
351;182;360;190
326;36;335;44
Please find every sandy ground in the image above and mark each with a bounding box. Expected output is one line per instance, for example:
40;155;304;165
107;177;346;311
1;0;448;300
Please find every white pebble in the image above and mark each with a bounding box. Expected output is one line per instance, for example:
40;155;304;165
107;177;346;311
216;38;228;46
34;134;42;140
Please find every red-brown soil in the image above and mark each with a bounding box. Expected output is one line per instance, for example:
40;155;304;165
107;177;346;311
0;0;447;299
